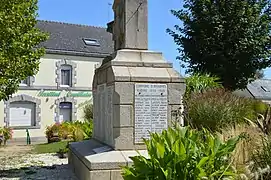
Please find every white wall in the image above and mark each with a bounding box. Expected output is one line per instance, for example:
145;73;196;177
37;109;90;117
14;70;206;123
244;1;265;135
0;53;103;140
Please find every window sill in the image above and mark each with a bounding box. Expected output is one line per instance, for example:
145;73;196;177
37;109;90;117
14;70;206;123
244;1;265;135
8;126;41;130
60;85;71;88
59;85;73;90
19;84;29;87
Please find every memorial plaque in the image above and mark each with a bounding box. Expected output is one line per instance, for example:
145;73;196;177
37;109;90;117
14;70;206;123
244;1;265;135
135;83;168;143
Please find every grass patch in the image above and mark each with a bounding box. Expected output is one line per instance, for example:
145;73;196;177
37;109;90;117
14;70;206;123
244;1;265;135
33;141;68;154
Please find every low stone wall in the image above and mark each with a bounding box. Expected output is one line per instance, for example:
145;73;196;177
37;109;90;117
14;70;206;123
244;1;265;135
68;139;148;180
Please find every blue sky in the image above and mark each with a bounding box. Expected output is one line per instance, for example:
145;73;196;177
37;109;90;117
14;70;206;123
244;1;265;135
37;0;271;78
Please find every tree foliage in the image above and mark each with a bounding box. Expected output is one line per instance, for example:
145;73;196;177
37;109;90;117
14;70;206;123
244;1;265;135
167;0;271;90
254;70;265;79
0;0;48;100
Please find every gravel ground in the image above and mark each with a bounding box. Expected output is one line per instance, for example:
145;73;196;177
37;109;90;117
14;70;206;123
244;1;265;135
0;146;78;180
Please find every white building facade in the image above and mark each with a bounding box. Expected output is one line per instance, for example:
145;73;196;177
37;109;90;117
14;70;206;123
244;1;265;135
0;20;113;143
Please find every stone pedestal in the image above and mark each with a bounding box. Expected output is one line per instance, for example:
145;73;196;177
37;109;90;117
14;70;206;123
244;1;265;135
92;49;185;150
69;139;148;180
68;49;185;180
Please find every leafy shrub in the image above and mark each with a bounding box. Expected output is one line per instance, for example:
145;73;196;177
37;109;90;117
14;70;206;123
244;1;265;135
57;145;69;159
58;147;68;154
72;125;85;142
0;127;13;145
253;100;269;115
185;88;261;131
122;125;240;180
45;123;61;143
46;120;93;143
80;120;93;139
185;73;222;97
69;120;93;141
82;101;93;121
58;122;74;140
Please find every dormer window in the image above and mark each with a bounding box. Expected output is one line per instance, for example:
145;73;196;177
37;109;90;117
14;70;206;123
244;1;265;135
83;38;100;46
261;86;270;92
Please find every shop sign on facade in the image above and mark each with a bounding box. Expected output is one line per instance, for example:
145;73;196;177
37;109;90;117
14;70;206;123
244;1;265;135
37;90;92;97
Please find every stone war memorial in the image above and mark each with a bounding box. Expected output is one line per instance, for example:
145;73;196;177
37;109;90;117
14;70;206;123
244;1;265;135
68;0;186;179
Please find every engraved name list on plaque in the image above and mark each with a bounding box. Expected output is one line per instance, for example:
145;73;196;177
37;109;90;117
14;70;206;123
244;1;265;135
134;83;168;143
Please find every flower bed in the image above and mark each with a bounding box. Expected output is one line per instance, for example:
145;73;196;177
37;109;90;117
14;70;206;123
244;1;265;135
45;120;93;143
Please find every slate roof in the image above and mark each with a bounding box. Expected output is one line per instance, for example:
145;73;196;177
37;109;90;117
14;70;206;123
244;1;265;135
246;79;271;100
36;20;114;57
233;88;254;98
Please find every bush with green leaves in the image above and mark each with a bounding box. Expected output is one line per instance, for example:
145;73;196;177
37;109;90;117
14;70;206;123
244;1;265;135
185;88;266;131
82;101;93;121
58;121;93;142
122;125;240;180
45;123;61;143
69;121;93;142
185;73;222;97
0;126;13;145
45;120;93;143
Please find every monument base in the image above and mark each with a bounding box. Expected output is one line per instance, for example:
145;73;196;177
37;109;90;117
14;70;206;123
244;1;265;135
68;139;148;180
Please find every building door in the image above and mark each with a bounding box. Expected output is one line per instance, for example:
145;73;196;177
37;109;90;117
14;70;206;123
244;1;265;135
59;102;72;122
9;102;35;127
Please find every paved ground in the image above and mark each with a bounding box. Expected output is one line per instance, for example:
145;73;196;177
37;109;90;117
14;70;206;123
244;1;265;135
0;145;78;180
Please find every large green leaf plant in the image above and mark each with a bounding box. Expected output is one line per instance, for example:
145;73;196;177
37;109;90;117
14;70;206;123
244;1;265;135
122;125;240;180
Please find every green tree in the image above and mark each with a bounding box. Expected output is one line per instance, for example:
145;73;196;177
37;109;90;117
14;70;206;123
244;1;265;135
0;0;48;100
167;0;271;90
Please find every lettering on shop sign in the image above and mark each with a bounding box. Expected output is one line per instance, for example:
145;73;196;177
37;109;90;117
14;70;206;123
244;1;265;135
37;90;92;97
134;83;168;143
66;91;92;97
38;90;61;97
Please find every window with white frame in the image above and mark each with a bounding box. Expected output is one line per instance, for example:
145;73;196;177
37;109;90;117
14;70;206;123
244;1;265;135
61;65;72;86
56;60;76;87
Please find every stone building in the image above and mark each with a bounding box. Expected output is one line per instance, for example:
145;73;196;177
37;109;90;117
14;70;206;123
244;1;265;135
0;20;113;143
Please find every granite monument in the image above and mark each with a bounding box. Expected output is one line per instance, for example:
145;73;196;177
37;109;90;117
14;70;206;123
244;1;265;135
68;0;185;179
